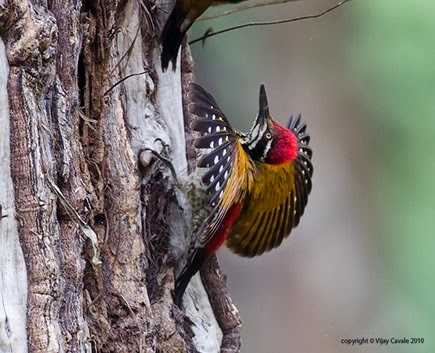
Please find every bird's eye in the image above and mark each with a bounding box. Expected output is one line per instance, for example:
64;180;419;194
265;132;272;140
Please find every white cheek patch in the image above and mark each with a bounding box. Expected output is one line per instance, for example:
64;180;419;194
247;123;267;150
261;139;273;161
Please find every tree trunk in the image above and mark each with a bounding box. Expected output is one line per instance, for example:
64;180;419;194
0;0;240;352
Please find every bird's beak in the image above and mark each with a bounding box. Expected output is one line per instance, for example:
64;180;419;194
257;83;270;126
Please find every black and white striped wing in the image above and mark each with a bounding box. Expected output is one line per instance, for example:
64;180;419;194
287;114;313;226
188;84;239;207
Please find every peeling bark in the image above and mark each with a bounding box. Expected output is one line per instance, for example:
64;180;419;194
0;0;241;352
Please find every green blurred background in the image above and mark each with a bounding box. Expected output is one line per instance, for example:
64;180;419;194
190;0;435;352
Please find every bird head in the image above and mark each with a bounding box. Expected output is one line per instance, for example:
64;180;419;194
240;84;299;165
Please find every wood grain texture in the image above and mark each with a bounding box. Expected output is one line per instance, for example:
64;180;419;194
0;39;28;353
1;0;242;351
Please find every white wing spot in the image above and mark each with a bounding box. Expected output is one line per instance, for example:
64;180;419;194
219;165;224;173
224;170;229;180
216;126;221;132
219;190;224;199
223;149;227;156
214;155;219;164
216;181;221;191
208;127;212;133
218;137;223;145
210;141;215;148
210;175;215;182
212;114;216;120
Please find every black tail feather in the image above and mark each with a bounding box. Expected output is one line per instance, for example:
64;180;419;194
160;8;186;71
174;248;207;307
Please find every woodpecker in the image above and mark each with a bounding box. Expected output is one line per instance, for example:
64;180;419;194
174;83;313;306
160;0;244;71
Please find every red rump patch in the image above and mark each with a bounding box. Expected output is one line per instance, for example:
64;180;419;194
267;122;299;165
206;203;243;254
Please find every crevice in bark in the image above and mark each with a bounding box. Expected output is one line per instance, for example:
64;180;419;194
77;51;86;113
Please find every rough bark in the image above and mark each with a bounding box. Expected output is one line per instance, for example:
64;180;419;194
0;0;240;352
